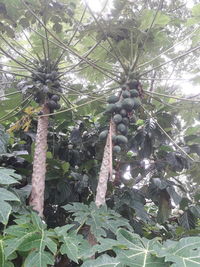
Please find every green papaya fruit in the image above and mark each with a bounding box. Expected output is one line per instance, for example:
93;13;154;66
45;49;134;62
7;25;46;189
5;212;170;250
51;95;60;102
117;123;127;135
116;135;128;144
107;95;119;104
120;109;127;117
99;130;108;140
122;90;131;98
130;89;139;97
113;114;123;124
115;102;122;111
122;117;129;125
113;145;121;153
105;104;116;114
121;98;135;111
47;100;57;109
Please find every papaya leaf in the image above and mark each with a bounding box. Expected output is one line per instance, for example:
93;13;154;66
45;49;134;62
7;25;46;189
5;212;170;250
179;210;196;230
55;226;84;263
155;236;200;266
0;239;5;267
4;214;57;265
114;229;167;267
0;167;22;185
0;188;20;225
81;255;120;267
62;202;131;239
23;250;54;267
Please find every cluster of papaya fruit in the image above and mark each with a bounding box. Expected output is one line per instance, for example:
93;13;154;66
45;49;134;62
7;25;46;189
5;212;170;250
31;60;61;112
100;79;141;153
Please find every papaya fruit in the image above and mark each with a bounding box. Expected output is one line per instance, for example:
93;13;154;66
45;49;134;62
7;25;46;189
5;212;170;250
105;104;116;114
115;135;128;144
51;95;60;102
120;109;127;117
122;117;129;125
117;123;127;135
47;100;57;109
107;95;119;104
113;145;121;153
115;102;122;111
122;90;131;98
99;130;108;140
121;98;135;111
113;114;122;124
130;89;139;97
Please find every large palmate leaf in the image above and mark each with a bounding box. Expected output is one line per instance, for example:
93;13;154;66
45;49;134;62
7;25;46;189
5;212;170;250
114;229;168;267
0;188;20;225
62;202;131;239
54;225;89;263
155;236;200;266
82;229;168;267
4;213;57;266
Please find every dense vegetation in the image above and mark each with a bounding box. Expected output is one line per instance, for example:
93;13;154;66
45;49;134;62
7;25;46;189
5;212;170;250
0;0;200;266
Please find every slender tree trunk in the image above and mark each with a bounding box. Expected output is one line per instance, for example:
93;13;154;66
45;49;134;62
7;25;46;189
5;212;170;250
29;105;49;217
95;120;116;207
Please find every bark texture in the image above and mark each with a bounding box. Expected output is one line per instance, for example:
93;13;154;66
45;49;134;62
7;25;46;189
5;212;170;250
29;105;49;217
95;120;116;207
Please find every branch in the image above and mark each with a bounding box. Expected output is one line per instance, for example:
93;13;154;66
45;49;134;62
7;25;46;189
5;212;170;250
142;106;196;162
144;90;200;102
140;44;200;77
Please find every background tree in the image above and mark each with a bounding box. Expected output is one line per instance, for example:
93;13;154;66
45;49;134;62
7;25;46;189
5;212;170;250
0;0;200;266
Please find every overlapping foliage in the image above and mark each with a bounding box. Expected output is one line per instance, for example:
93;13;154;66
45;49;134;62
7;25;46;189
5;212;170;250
0;0;200;266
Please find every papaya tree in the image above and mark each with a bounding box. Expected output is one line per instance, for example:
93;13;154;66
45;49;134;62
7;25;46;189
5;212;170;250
0;0;200;266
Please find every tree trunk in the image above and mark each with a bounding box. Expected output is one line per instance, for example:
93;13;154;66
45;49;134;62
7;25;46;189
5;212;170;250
29;105;49;217
95;120;116;207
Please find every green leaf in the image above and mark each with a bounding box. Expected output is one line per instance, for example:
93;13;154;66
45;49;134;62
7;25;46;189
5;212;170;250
62;162;70;174
5;231;38;257
0;168;22;185
140;9;170;30
155;236;200;266
81;255;120;267
55;226;83;263
0;188;20;224
115;229;167;266
63;203;131;239
23;250;54;267
192;3;200;17
0;239;5;267
185;125;200;135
